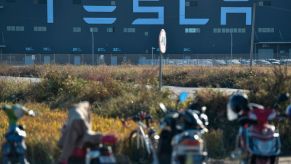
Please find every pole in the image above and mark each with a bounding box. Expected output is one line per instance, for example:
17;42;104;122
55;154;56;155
151;47;155;65
91;31;94;65
0;48;2;64
230;32;233;61
33;56;35;72
250;1;256;67
159;53;163;90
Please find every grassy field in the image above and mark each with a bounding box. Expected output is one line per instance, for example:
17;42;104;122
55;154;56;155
0;103;137;163
0;65;290;163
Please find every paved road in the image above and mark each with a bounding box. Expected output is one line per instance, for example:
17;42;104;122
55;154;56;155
280;157;291;164
163;86;249;97
0;76;41;83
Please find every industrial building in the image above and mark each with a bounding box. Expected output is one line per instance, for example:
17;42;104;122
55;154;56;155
0;0;290;64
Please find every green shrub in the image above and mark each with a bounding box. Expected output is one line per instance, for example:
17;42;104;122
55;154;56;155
204;129;226;158
0;80;31;102
191;90;237;153
95;86;172;118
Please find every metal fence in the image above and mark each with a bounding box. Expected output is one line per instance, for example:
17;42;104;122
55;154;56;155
0;53;105;65
0;53;290;66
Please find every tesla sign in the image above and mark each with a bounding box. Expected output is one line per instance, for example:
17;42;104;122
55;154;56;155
47;0;252;25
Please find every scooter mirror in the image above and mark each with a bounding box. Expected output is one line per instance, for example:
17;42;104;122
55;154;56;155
286;105;291;118
201;106;207;112
278;93;289;103
159;103;167;113
28;110;36;117
178;92;188;103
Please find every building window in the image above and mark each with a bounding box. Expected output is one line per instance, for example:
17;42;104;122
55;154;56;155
222;28;226;33
25;47;34;51
145;32;149;36
111;1;116;5
123;28;135;33
258;28;274;33
34;26;47;32
90;27;98;32
183;48;191;52
229;28;234;33
72;48;82;52
33;0;47;4
258;0;271;6
213;28;218;33
98;48;106;52
15;26;24;31
186;0;198;7
72;0;81;4
113;48;121;52
185;28;200;33
213;28;222;33
43;47;51;52
73;27;81;32
7;26;24;32
7;26;15;31
214;28;246;34
107;27;114;33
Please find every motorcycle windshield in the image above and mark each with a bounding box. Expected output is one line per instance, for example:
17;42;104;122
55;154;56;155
227;105;238;121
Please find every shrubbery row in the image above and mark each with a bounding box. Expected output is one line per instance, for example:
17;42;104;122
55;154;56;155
0;65;290;162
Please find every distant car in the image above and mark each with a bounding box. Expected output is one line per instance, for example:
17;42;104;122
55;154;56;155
267;59;281;65
280;59;291;65
197;59;212;66
229;59;241;65
240;59;251;65
168;60;175;64
213;59;227;66
255;60;271;65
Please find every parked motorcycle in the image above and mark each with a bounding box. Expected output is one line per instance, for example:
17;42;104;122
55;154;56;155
227;93;291;164
158;92;209;164
85;135;117;164
1;104;35;164
58;101;117;164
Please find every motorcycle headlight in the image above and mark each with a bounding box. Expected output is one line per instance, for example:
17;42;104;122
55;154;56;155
154;135;160;140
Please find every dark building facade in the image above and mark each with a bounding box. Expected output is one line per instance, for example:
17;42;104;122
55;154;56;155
0;0;291;64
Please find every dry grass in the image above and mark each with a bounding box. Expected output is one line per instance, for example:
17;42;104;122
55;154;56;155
0;103;135;163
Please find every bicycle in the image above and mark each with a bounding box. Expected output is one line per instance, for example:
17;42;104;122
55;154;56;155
123;111;159;164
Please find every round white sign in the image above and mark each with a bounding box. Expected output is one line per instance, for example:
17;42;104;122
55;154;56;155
159;29;167;54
